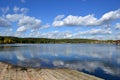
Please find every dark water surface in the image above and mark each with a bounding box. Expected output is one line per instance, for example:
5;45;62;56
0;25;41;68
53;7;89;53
0;44;120;80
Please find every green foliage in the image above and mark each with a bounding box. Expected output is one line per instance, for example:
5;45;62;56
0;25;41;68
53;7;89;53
0;36;116;44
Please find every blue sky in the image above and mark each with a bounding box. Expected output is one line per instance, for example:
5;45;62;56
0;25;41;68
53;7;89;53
0;0;120;40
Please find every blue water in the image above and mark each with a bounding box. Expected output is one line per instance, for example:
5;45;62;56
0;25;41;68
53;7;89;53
0;44;120;80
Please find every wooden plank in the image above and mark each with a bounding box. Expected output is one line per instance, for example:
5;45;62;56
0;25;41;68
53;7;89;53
39;69;52;80
45;69;72;80
62;69;91;80
54;69;83;80
27;68;44;80
0;63;7;73
16;69;30;80
23;71;32;80
0;62;103;80
0;67;10;80
0;63;8;80
42;69;58;80
9;67;17;80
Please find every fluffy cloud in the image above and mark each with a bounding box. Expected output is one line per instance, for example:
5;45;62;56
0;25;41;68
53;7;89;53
18;16;41;27
1;6;119;39
6;14;42;32
0;17;11;27
63;15;98;26
115;23;120;29
53;14;98;27
6;14;23;22
53;9;120;27
18;16;41;31
99;9;120;24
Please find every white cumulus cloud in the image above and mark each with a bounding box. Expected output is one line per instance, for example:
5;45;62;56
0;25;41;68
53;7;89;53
53;9;120;27
63;15;98;26
6;13;42;32
99;9;120;24
6;14;23;22
53;14;98;27
18;16;41;31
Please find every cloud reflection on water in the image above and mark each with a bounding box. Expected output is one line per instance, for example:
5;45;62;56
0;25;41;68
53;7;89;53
0;44;120;77
53;60;120;76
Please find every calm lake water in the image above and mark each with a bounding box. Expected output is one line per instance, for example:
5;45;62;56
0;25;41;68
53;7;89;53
0;44;120;80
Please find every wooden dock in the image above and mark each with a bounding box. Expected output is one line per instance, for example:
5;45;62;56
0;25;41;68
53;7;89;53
0;62;103;80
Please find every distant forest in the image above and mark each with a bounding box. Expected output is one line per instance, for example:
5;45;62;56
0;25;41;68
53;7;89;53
0;36;115;44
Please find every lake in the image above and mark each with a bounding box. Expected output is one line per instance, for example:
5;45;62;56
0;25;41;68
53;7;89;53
0;44;120;80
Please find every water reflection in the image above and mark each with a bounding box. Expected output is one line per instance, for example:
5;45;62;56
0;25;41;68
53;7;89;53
0;44;120;79
17;58;41;68
53;60;120;76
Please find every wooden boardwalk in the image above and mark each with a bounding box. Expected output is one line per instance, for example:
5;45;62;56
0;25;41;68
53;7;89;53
0;62;103;80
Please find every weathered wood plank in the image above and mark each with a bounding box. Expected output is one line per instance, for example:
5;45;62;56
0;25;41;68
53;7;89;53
0;67;9;80
39;69;53;80
46;69;73;80
0;62;103;80
16;70;24;80
27;68;44;80
23;71;32;80
54;69;83;80
42;69;58;80
0;63;8;80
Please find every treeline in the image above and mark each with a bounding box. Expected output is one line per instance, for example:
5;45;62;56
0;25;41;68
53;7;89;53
0;36;115;44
